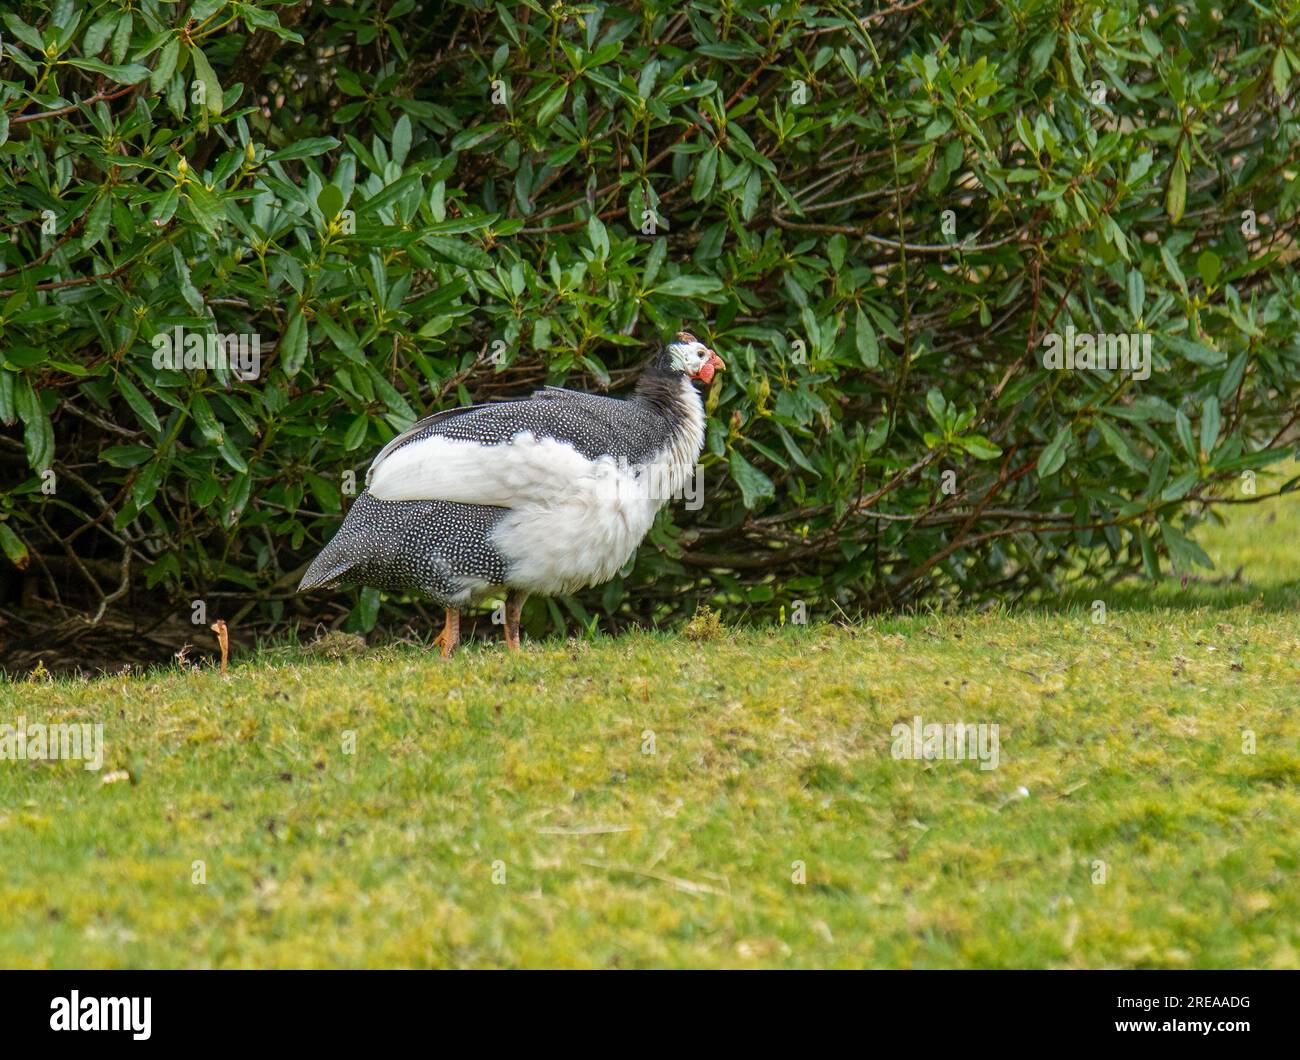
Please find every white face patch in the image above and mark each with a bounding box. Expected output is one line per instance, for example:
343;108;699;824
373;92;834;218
668;340;711;375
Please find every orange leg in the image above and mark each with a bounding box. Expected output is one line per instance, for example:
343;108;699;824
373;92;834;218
432;607;460;658
504;590;529;652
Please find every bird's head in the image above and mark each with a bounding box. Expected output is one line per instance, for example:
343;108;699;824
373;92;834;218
665;331;726;384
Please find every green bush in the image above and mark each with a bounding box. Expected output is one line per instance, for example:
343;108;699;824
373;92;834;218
1;0;1298;651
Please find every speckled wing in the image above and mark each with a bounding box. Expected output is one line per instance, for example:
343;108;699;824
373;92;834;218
363;403;491;485
365;395;671;508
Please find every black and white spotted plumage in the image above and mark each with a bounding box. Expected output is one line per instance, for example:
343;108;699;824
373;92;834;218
367;388;679;476
298;333;723;608
300;492;510;600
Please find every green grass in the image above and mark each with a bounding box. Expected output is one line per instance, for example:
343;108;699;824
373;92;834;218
3;480;1299;968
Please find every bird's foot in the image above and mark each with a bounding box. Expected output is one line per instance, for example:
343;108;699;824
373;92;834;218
433;607;460;658
504;591;529;653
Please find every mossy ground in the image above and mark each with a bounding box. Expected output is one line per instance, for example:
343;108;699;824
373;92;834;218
2;478;1298;968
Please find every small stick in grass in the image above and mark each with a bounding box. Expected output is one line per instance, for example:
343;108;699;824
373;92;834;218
210;619;229;675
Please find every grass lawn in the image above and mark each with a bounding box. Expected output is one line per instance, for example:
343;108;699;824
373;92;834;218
2;479;1298;968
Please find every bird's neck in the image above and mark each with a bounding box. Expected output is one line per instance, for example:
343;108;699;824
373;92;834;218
633;367;695;419
634;368;698;423
632;371;706;495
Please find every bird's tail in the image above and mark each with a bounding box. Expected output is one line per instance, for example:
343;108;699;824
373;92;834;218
297;547;353;593
296;490;383;593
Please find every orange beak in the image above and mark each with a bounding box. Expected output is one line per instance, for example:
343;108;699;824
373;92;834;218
697;348;726;384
